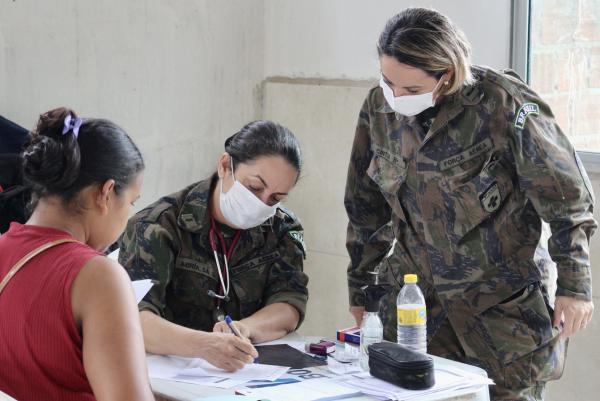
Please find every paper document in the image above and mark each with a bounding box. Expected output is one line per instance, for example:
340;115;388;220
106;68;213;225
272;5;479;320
182;359;288;381
132;279;154;303
147;354;289;383
338;365;493;400
107;248;119;260
238;377;363;401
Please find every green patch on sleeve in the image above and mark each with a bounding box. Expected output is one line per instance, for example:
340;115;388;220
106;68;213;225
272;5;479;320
288;230;306;255
514;102;540;129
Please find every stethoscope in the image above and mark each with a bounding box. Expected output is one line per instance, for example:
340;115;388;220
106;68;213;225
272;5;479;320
207;217;241;319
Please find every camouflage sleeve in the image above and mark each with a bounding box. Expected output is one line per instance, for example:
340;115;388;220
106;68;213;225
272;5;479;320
262;221;309;328
118;219;178;316
345;96;394;307
508;95;597;301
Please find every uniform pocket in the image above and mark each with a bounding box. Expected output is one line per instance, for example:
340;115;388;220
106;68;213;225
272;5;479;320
502;330;567;388
367;154;408;222
172;257;218;308
445;156;514;243
478;283;555;365
230;253;276;317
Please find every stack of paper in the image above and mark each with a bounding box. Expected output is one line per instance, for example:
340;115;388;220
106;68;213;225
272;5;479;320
337;365;493;400
146;354;289;389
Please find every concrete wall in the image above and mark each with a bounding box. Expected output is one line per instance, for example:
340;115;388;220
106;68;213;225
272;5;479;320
0;0;264;207
264;0;512;79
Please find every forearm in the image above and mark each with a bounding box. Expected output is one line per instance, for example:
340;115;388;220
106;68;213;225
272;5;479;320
140;310;208;357
548;213;595;301
241;303;300;343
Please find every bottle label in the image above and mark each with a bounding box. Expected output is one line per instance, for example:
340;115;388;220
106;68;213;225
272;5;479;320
397;306;426;325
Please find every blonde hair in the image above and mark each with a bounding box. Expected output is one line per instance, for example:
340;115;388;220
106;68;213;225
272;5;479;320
377;8;475;95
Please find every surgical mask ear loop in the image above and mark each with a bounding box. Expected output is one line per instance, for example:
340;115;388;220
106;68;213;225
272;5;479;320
230;157;236;182
219;156;236;197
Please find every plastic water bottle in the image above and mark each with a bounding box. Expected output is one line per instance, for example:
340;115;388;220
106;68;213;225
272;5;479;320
397;274;427;354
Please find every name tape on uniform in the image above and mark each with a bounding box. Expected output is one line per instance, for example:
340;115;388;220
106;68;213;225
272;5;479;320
373;146;406;169
439;138;493;171
231;251;281;276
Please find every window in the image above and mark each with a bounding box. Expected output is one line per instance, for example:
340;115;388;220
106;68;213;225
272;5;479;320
513;0;600;166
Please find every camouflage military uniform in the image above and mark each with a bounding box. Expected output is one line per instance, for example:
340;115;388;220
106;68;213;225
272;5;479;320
119;175;309;332
345;66;596;400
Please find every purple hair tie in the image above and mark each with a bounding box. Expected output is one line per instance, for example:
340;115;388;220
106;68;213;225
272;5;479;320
62;114;83;138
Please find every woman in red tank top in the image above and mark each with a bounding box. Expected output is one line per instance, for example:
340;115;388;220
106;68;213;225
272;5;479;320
0;108;154;401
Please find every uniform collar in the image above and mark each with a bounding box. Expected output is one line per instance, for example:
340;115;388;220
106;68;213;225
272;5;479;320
422;80;484;144
176;176;215;234
372;73;485;146
374;86;395;114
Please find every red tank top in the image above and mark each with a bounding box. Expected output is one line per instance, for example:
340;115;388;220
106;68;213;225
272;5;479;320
0;223;102;401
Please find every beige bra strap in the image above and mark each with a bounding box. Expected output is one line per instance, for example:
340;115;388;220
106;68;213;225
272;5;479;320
0;238;80;295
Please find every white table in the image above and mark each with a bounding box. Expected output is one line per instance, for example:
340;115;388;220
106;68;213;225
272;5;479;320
150;334;490;401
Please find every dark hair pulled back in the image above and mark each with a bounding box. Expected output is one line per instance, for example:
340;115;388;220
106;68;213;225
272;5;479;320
224;120;302;176
22;107;144;205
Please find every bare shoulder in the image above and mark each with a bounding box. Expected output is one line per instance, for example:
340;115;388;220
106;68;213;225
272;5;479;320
71;256;135;324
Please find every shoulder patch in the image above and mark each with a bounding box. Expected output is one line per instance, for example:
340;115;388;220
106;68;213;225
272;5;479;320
288;230;306;254
480;182;501;213
514;103;540;129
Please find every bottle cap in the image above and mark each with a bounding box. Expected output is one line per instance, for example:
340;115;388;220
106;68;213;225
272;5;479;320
404;274;418;284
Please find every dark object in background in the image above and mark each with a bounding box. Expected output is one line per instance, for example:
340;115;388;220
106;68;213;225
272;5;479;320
368;341;435;390
0;115;31;233
0;115;29;154
255;344;326;369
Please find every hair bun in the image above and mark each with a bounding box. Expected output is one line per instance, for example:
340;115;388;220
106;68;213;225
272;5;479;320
22;107;81;192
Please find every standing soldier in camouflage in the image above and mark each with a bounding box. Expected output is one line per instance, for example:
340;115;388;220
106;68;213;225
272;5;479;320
345;8;595;401
120;120;308;372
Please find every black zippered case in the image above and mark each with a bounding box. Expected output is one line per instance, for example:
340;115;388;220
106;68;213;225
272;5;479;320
368;342;435;390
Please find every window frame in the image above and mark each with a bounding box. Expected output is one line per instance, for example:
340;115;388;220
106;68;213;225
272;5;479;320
510;0;600;173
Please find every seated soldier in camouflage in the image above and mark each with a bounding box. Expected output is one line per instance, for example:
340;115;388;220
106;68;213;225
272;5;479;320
119;120;308;372
345;8;595;401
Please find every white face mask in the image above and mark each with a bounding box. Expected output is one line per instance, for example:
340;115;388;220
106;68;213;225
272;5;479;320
379;75;444;117
219;160;279;229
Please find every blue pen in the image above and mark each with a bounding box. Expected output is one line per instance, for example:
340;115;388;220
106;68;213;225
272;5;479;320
224;315;245;339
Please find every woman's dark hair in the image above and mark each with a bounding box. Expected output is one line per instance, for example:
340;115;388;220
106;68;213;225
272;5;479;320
22;107;144;207
224;120;302;177
377;8;474;95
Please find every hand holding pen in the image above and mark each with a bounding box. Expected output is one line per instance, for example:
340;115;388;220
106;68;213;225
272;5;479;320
208;316;258;371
